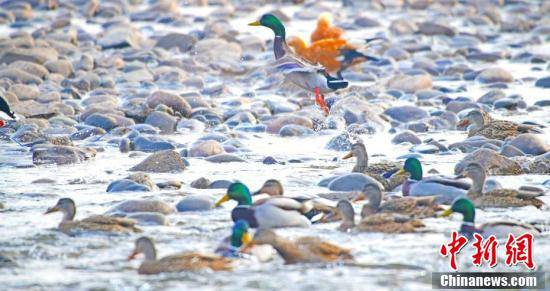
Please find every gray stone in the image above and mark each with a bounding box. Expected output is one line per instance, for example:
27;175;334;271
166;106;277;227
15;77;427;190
176;195;213;212
106;179;150;192
454;148;523;175
327;173;383;191
534;77;550;88
147;91;192;117
155;33;197;52
32;146;96;165
476;67;513;83
188;140;224;157
145;111;176;134
500;145;524;157
130;150;185;173
132;136;175;153
392;130;421;145
507;134;549;155
279;124;314;137
85;113;118;131
384;106;428;123
205;154;245;163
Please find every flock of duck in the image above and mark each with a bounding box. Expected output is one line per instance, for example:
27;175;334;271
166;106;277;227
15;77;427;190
4;12;546;275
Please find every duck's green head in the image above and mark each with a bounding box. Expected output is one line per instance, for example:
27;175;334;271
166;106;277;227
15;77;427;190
215;182;253;207
441;198;476;223
396;157;423;180
249;14;286;39
231;220;251;248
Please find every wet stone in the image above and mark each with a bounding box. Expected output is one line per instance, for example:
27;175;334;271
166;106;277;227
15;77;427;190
176;195;213;212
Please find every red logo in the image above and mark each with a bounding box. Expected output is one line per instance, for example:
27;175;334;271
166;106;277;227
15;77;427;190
471;234;498;268
440;232;535;271
505;233;535;270
440;231;468;271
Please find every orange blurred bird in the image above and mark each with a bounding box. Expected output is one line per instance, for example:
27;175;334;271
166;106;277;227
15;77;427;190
310;13;344;42
288;13;380;74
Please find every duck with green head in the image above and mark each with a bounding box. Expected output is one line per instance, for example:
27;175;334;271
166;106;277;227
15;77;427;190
441;198;540;238
249;14;348;115
215;220;252;257
215;182;311;228
394;157;470;204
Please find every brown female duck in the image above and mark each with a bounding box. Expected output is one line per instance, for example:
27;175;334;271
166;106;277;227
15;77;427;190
336;199;425;233
45;198;141;235
355;184;442;219
342;143;405;190
128;237;232;274
458;109;541;140
456;163;544;208
245;229;353;264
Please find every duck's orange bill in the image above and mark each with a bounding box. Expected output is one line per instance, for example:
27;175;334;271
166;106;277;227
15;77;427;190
128;250;138;260
215;194;230;207
248;21;261;26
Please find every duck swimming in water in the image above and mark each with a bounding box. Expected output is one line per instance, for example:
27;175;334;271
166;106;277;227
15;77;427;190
45;198;141;235
455;163;544;209
336;199;425;234
342;143;405;190
249;14;348;115
244;228;353;264
395;157;470;204
128;236;232;274
441;198;540;239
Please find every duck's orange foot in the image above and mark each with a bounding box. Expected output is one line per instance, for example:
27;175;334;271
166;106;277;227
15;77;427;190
314;87;330;116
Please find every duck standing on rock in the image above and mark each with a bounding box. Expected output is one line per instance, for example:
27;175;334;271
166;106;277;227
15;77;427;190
44;198;141;235
455;163;545;209
128;237;232;274
458;109;542;140
343;143;405;190
395;157;470;204
441;198;540;238
249;14;348;115
243;228;353;264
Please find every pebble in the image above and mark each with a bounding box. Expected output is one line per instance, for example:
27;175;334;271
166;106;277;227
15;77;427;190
454;148;523;175
205;154;245;163
476;67;513;83
188;140;225;157
506;134;549;156
327;173;383;191
129;150;185;173
106;199;175;215
176;195;213;212
145;111;176;134
392;131;421;145
384;106;429;123
279;124;314;137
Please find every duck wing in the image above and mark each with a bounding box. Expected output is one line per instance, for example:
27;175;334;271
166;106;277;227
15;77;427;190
296;237;353;262
481;221;540;237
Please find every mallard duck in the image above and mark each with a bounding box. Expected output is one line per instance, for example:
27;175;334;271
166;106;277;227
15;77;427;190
249;14;348;115
0;95;16;120
455;163;544;209
253;179;284;196
214;220;252;257
441;198;540;238
336;199;424;233
343;143;405;190
215;182;311;228
128;237;232;274
395;157;470;204
458;109;542;140
244;228;353;264
355;184;442;219
44;198;141;235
